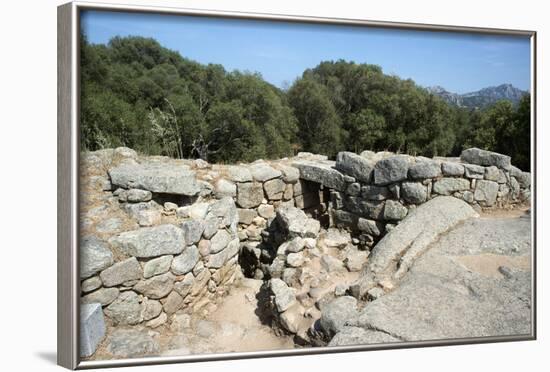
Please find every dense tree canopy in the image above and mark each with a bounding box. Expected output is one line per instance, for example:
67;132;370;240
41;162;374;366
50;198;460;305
80;35;531;170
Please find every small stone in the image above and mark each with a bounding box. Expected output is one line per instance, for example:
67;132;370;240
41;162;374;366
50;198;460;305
173;274;195;298
210;229;232;254
384;200;408;220
81;287;120;306
279;165;300;183
464;164;485;179
250;163;282;182
180;220;204;245
257;204;275;219
346;183;361;196
133;272;175;299
401;182;428;204
408;161;441;179
143;255;173;279
146;312;167;328
80;236;114;279
141;299;163;321
164;202;178;212
357;218;383;236
127;189;152;202
81;276;102;293
441;162;465;176
286;252;305;268
227;166;253;182
202;217;218;239
264;178;286;200
270;278;296;312
96;218;123;233
237;182;264;209
474;180;499;206
162;291;183;314
171;245;199;275
100;257;142;287
432;177;471;195
335;151;375;183
373;155;410;185
283;183;294;200
237;209;258;225
106;328;160;358
484;166;501;182
80;303;106;357
335;284;348;297
136;209;162;227
104;291;143;325
214;179;237;198
319;296;359;336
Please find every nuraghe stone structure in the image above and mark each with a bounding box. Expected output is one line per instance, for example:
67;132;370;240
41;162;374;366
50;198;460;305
79;147;530;355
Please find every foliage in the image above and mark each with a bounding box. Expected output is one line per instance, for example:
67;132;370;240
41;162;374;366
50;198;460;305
80;34;531;170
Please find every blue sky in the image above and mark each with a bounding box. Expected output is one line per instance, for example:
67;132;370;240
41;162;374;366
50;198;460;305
81;10;531;94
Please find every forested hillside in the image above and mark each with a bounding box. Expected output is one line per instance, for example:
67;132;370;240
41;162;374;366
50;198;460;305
80;35;531;170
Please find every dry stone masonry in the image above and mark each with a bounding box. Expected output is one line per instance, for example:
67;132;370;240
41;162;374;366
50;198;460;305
79;146;530;356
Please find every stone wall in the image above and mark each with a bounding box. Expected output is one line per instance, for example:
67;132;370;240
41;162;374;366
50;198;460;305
79;146;530;340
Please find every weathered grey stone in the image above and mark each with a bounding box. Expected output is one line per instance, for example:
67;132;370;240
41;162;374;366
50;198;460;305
279;165;300;183
237;208;258;225
109;163;201;195
441;162;465;176
258;204;276;219
80;303;106;357
484;166;501;182
136;209;162;227
207;238;240;268
202;217;219;239
345;249;368;272
173;274;195;298
323;228;352;248
210;229;232;254
237;182;264;209
109;225;186;258
80;236;114;279
276;206;320;238
171;245;199;275
270;278;296;312
286;252;305;268
181;220;204;245
433;177;471;195
346;183;361;197
384;200;408;220
133;272;175;299
461;148;511;170
162;291;183;314
361;185;390;201
463;190;475;203
106;329;160;358
319;296;359;337
474;180;499;206
179;202;209;220
104;291;143;325
250;163;282;182
408;161;441;179
264;178;286;200
401;182;428;204
81;276;102;293
464;164;485;179
146;312;168;328
141;299;163;321
100;257;142;287
226;165;252;182
373;156;410;185
81;287;119;306
293;160;346;191
214;179;236;198
335;151;375;183
283;183;294;200
126;188;152;202
329;326;400;346
357;218;383;236
143;255;172;279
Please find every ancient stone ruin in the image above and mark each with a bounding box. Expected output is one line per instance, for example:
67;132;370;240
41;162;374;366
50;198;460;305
79;147;531;358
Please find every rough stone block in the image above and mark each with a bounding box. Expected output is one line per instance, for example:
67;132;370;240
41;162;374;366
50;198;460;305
80;303;106;357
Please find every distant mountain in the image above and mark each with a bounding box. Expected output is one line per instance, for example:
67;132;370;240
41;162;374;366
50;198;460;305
427;84;528;109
